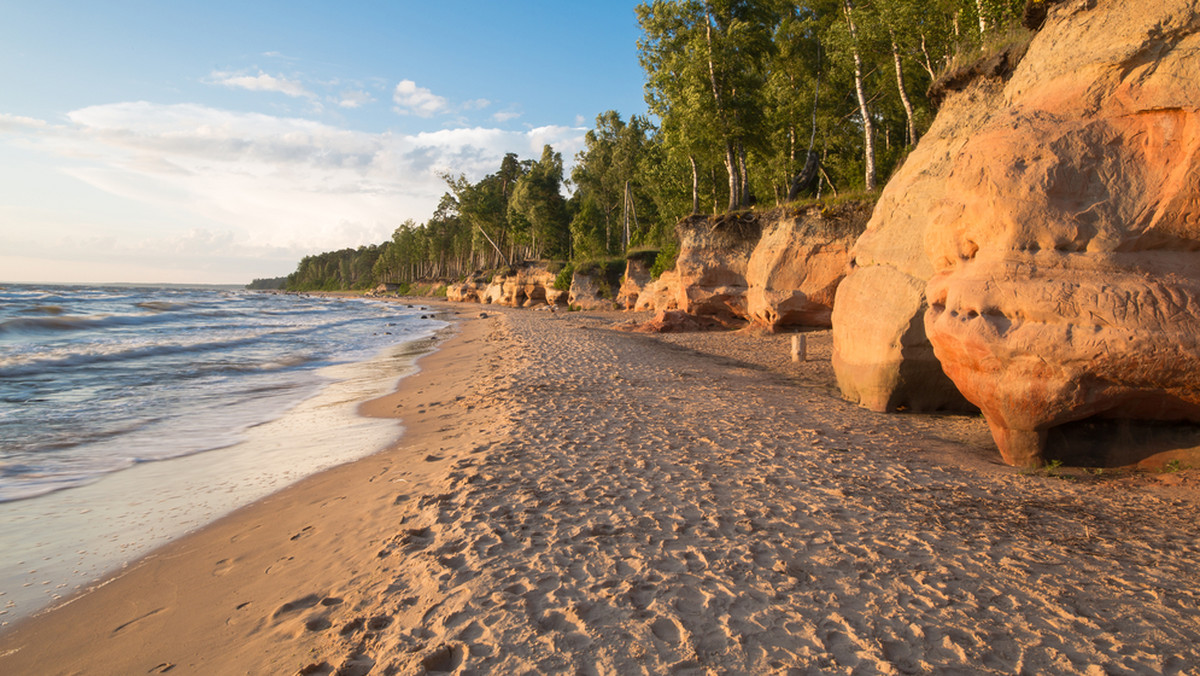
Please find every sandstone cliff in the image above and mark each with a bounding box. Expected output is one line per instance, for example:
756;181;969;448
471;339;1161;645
641;205;868;331
837;0;1200;466
447;265;566;308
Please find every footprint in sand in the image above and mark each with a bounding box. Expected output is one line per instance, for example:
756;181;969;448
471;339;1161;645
420;644;462;673
651;616;684;644
272;593;321;620
290;525;314;541
305;617;332;632
367;614;393;631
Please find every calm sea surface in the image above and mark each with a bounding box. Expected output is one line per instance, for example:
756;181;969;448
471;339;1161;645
0;284;445;622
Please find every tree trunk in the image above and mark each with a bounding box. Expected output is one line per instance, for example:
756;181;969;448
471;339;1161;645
689;155;700;215
787;151;819;201
843;0;876;192
918;32;937;80
724;141;740;212
975;0;988;36
788;41;823;202
890;31;917;147
737;143;750;208
622;180;631;252
706;15;739;212
476;223;510;268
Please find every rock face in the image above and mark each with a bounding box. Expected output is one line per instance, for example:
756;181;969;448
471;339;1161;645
616;256;655;310
616;310;735;333
644;207;865;330
922;0;1200;466
830;75;1000;413
568;265;620;311
670;213;760;321
745;204;868;330
635;270;680;313
446;265;565;308
447;279;483;303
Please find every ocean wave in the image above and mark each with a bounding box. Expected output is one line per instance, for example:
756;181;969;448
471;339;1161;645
0;312;181;337
0;315;101;335
135;301;192;312
17;305;66;315
0;334;327;378
0;336;261;376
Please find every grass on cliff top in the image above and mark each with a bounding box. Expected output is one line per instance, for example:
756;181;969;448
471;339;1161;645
625;246;660;266
929;26;1035;105
782;190;878;215
574;257;626;277
678;192;877;247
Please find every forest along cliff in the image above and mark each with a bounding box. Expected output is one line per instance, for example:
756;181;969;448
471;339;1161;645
444;204;867;335
835;0;1200;467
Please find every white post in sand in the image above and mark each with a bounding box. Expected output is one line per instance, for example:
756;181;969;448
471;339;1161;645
791;334;807;362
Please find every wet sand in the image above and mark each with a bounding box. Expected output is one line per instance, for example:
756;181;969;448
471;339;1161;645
2;306;1200;675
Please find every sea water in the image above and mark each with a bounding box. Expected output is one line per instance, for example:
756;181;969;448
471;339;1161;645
0;284;445;623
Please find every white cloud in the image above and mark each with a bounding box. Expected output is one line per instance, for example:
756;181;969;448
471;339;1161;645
210;70;315;99
337;89;375;108
0;113;50;131
392;79;447;117
463;98;491;111
1;102;587;283
493;109;521;123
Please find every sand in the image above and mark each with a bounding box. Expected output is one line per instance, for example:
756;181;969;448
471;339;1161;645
3;306;1200;675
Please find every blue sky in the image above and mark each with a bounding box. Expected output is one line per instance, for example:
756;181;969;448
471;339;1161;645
0;1;649;284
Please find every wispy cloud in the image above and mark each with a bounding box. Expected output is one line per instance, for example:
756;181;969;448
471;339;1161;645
210;70;315;99
336;89;375;109
0;113;50;131
4;104;586;260
493;109;522;123
392;79;447;117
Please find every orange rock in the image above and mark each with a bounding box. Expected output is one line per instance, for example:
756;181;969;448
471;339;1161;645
922;0;1200;466
645;208;864;331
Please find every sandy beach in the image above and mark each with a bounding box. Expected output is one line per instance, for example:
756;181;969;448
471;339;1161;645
3;306;1200;675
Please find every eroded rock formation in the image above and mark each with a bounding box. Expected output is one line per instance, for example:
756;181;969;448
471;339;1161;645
830;74;1000;413
643;207;865;331
446;265;565;308
745;204;869;330
923;0;1200;466
616;255;656;310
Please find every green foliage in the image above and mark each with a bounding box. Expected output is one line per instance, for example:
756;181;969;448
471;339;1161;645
1164;459;1191;473
246;276;288;290
553;262;575;291
930;25;1035;104
286;244;385;291
574;257;625;278
626;246;660;267
509;145;571;260
650;238;679;280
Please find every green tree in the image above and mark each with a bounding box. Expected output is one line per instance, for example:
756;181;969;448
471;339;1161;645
509;145;571;260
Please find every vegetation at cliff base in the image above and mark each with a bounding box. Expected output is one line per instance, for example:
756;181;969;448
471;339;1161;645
282;0;1028;293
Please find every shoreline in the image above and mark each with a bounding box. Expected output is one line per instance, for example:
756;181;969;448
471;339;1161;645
0;300;450;628
4;306;1200;673
0;305;501;672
